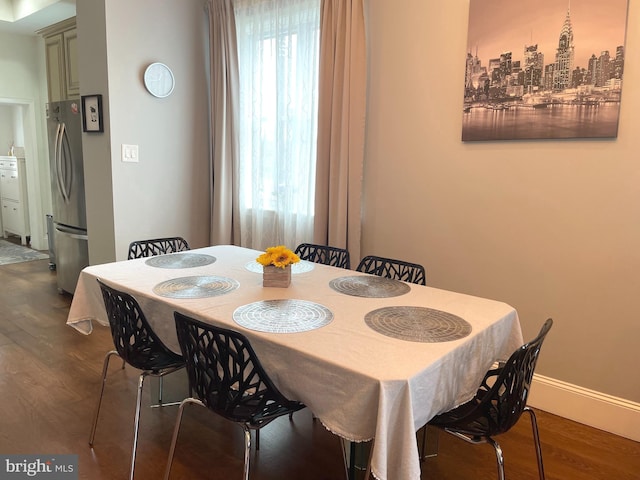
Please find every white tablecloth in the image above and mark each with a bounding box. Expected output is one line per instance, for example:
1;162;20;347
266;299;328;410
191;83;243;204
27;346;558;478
67;245;523;480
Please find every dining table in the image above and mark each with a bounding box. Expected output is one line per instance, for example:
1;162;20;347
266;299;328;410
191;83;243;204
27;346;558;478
66;244;523;480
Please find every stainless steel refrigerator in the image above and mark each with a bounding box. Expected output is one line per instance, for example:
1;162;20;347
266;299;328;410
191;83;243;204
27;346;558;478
46;100;89;294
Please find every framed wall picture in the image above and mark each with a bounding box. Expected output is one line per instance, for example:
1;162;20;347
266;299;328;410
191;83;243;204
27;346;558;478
81;94;103;133
462;0;629;141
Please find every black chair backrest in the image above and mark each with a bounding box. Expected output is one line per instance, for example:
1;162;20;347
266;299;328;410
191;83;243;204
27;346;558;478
294;243;351;269
457;318;553;436
98;279;182;371
127;237;190;260
174;312;304;426
356;255;426;285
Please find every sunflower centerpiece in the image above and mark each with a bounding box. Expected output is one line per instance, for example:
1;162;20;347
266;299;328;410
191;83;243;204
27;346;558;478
256;245;300;287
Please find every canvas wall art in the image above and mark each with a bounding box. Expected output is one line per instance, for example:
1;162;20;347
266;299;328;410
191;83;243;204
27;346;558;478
462;0;629;141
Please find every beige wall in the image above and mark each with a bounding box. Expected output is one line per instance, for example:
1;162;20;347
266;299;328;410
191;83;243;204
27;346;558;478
76;1;113;264
77;0;210;264
362;0;640;403
0;32;43;98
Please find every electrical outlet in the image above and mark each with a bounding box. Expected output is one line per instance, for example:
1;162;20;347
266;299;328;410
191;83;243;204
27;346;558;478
121;144;139;163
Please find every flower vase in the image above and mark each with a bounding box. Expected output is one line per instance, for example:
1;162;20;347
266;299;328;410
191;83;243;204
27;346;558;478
263;264;291;287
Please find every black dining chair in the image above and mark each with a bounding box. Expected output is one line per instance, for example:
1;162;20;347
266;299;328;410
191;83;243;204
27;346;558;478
294;242;351;269
127;236;190;260
89;280;185;480
164;312;306;480
423;318;553;480
356;254;426;285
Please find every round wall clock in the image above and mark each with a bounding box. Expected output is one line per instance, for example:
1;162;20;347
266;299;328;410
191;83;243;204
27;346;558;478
143;62;175;98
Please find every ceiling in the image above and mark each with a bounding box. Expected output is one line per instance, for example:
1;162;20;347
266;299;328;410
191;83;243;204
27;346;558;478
0;0;75;36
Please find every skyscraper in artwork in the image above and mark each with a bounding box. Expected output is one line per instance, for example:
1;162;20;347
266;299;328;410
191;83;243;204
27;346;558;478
553;6;575;90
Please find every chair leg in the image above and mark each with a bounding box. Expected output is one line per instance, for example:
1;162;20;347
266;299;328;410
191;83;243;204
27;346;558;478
524;406;546;480
164;398;203;480
242;426;252;480
89;350;119;446
487;437;505;480
418;425;439;461
149;368;184;408
340;439;351;480
350;442;356;480
363;438;374;480
339;440;358;480
129;372;149;480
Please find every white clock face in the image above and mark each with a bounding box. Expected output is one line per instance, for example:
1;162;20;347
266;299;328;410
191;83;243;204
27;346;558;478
144;62;175;98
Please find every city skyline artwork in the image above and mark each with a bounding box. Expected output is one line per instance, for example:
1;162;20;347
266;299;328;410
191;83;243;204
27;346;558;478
462;0;629;141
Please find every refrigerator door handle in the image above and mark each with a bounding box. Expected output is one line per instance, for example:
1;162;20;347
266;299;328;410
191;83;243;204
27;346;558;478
56;122;73;204
55;123;67;203
54;122;61;168
55;224;88;241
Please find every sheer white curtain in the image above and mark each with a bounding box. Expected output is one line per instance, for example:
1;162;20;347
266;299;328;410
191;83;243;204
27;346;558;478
234;0;321;250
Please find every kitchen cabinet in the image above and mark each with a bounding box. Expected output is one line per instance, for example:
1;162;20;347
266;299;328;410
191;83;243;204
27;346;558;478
40;18;79;102
0;156;30;245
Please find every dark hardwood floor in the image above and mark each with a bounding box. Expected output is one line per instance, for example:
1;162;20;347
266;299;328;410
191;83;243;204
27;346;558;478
0;258;638;479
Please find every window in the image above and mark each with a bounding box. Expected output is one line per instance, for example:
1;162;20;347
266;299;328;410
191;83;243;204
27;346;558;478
234;0;320;248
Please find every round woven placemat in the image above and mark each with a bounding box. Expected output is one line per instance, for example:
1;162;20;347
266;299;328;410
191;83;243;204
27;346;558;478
233;299;333;333
245;260;315;274
152;275;238;298
365;306;471;343
329;275;411;298
145;253;216;269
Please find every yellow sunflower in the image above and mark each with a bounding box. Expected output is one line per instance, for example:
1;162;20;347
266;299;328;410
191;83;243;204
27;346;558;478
256;245;300;268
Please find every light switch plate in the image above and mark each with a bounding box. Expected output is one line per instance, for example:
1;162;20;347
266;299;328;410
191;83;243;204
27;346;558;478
121;144;139;163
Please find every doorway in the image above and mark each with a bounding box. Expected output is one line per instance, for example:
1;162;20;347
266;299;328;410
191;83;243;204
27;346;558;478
0;99;49;251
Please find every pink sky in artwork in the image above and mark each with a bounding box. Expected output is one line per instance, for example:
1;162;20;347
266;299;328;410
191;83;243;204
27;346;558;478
466;0;629;68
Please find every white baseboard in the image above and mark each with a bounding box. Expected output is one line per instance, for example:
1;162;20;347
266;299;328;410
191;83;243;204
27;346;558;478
529;374;640;442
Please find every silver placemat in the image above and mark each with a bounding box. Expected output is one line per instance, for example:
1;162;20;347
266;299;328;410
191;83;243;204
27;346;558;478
365;306;471;343
233;299;333;333
145;253;216;269
153;275;239;298
329;275;411;298
245;260;315;274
